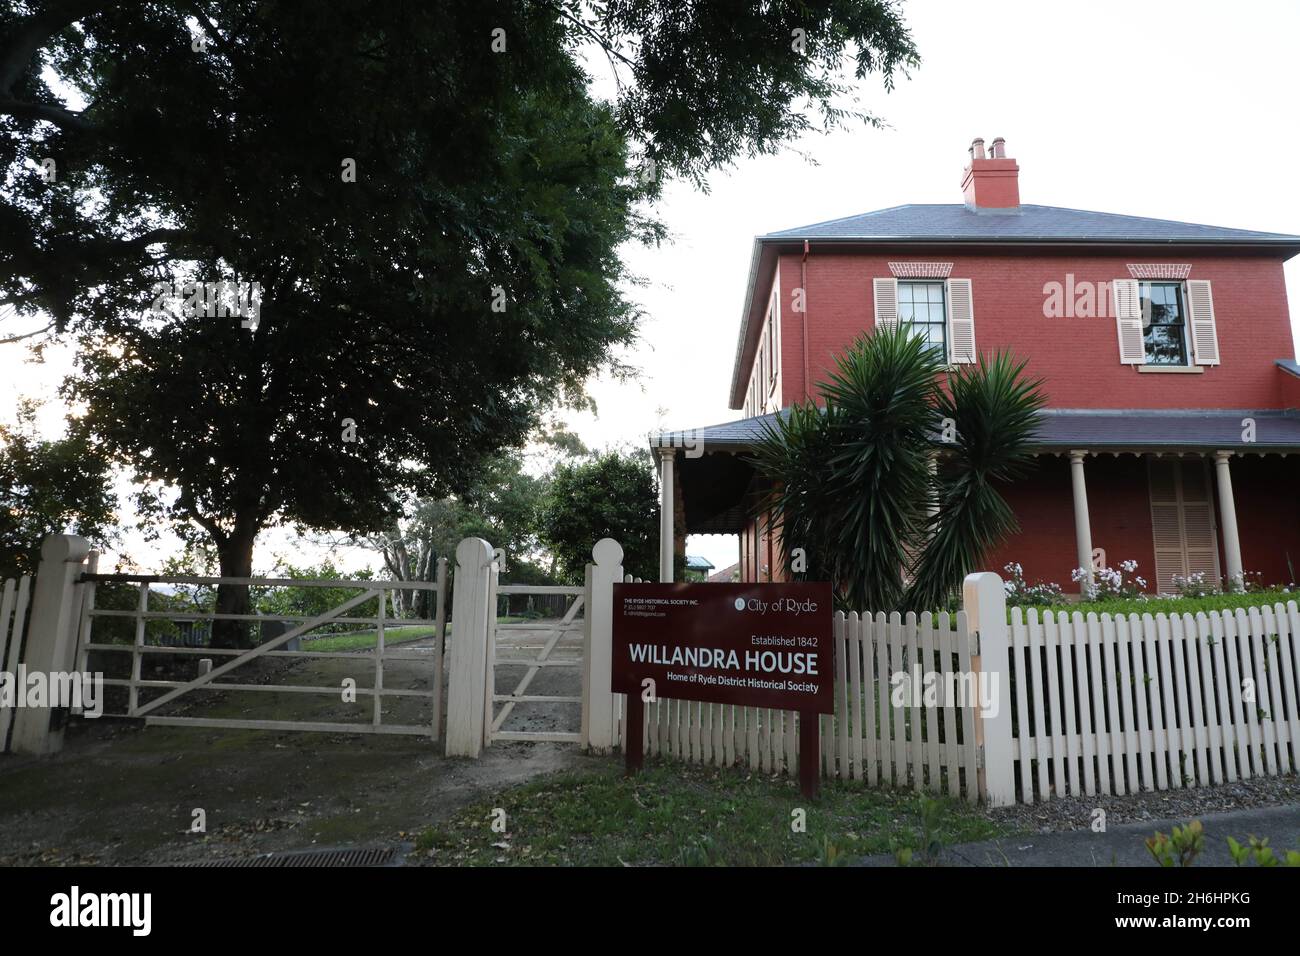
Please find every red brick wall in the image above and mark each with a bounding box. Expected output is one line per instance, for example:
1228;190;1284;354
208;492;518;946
775;248;1296;411
1221;455;1300;587
739;453;1300;593
984;455;1157;591
984;454;1300;593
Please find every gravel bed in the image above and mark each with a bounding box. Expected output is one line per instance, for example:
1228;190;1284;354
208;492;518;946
980;773;1300;833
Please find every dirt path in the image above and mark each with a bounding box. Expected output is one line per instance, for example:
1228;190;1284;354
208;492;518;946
0;625;591;866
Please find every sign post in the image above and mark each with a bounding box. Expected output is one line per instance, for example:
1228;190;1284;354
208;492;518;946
611;582;833;799
625;690;645;775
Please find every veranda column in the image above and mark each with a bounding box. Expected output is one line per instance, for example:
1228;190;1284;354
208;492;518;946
657;445;675;582
1069;450;1094;594
1214;451;1245;591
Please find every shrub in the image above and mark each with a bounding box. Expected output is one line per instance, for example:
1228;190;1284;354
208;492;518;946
1171;571;1217;598
1073;559;1146;602
1001;563;1064;607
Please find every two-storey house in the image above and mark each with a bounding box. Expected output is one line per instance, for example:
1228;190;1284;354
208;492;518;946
652;139;1300;594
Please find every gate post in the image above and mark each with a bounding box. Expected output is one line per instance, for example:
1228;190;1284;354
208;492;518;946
963;571;1015;806
445;537;494;757
11;534;91;755
582;538;622;753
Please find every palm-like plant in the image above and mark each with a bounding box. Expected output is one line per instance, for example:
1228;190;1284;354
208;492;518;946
751;323;1046;612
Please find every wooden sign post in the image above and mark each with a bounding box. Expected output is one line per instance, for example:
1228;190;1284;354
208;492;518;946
625;690;645;775
612;582;833;799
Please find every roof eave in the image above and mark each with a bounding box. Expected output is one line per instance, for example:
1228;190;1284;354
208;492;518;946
727;238;768;409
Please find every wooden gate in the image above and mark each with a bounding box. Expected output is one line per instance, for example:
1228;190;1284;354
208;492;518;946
484;574;585;745
77;564;449;737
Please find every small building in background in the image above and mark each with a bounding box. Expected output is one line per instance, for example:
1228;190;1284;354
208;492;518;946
684;554;715;582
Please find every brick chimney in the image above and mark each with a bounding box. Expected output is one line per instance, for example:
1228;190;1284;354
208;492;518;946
961;136;1019;209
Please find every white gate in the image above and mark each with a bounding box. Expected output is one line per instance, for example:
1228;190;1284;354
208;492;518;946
485;579;585;745
78;564;449;738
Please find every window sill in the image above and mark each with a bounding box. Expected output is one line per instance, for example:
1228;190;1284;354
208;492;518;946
1138;365;1204;374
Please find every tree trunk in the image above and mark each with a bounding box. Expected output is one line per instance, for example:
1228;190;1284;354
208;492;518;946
212;528;257;649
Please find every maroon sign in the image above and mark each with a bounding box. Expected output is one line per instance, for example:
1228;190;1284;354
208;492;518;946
611;582;834;714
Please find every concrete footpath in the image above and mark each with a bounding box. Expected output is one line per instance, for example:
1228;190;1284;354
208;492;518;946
853;803;1300;867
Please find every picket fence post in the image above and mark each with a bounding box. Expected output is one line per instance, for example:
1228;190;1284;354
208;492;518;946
963;571;1016;806
10;534;91;755
582;538;622;754
445;537;494;757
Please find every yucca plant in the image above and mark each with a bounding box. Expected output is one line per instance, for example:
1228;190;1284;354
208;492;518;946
906;352;1046;611
751;323;1045;612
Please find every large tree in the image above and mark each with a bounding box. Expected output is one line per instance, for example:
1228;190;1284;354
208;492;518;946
539;450;661;583
1;1;917;643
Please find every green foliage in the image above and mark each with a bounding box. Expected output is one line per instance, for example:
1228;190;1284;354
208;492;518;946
752;325;937;611
0;401;116;578
1145;820;1204;867
1227;835;1300;867
255;560;376;637
413;760;1001;867
3;0;918;567
539;450;661;582
908;352;1045;610
751;324;1045;611
1017;589;1296;621
891;796;947;866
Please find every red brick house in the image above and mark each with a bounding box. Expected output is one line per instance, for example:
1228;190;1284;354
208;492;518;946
652;138;1300;595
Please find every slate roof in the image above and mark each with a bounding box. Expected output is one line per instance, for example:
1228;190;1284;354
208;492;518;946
762;204;1300;245
655;408;1300;453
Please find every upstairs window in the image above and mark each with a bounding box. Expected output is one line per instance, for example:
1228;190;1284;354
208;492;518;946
897;280;947;356
1140;281;1189;366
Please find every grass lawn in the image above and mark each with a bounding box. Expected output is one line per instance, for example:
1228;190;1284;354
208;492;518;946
301;616;532;652
414;759;1007;866
303;625;438;653
1015;589;1296;621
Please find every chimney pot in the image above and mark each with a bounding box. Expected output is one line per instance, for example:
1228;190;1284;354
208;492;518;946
961;137;1019;210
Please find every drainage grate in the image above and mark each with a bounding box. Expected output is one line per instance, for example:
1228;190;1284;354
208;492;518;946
187;845;401;868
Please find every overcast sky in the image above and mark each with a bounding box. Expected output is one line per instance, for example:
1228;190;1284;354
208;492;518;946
4;0;1298;575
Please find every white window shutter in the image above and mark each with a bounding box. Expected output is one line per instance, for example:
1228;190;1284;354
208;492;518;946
946;278;976;364
873;277;898;329
1112;279;1145;364
1186;279;1220;365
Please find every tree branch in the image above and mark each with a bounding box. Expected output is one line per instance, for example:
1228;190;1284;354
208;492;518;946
0;1;109;94
541;1;636;69
0;321;53;345
0;95;95;132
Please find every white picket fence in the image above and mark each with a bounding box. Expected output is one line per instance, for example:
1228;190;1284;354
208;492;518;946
1007;602;1300;802
620;610;984;802
586;556;1300;806
0;575;34;753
